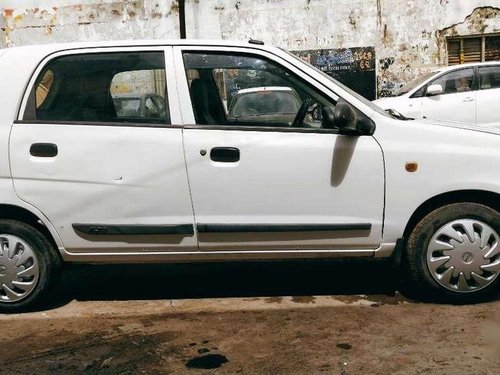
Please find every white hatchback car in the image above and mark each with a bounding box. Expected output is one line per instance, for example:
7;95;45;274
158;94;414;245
374;62;500;127
0;40;500;312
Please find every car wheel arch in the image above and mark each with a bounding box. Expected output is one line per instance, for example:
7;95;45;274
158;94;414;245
403;189;500;240
0;203;62;260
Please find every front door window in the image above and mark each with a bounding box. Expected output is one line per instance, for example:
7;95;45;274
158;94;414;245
428;68;474;95
182;52;336;130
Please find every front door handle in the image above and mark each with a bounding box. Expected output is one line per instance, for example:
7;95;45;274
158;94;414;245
463;97;474;102
210;147;240;163
30;143;58;157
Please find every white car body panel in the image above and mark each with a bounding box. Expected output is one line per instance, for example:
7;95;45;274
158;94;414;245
476;87;500;127
420;91;476;123
182;129;384;251
0;40;496;264
10;124;197;253
373;117;500;244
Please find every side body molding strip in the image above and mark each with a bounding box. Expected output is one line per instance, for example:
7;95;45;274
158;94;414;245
73;224;195;235
196;223;372;233
72;223;372;235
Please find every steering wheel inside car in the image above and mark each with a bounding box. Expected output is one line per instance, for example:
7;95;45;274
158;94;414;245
292;97;312;128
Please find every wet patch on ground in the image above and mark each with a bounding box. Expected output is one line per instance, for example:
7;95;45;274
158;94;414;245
336;343;352;350
185;354;229;369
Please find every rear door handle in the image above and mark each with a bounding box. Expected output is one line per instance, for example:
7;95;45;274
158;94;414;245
30;143;58;157
210;147;240;163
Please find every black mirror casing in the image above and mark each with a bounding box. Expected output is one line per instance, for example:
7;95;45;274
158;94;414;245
332;99;376;136
333;101;356;132
321;106;335;129
356;116;376;136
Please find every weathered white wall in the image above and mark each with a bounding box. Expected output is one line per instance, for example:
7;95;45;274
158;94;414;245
185;0;500;93
2;0;500;95
0;0;179;46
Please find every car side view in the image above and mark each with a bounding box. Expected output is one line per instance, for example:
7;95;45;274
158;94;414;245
373;62;500;127
0;39;499;312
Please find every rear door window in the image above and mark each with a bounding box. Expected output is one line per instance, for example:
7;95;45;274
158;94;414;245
26;51;169;125
35;69;54;108
478;65;500;90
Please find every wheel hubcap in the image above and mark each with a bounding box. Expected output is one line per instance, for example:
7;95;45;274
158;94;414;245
0;235;39;303
427;219;500;293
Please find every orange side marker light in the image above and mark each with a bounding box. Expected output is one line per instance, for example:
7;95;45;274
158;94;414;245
405;162;418;173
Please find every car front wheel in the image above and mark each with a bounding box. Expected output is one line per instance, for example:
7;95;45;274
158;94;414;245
404;202;500;302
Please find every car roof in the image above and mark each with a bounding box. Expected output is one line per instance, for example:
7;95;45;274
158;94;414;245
4;39;275;56
437;61;500;73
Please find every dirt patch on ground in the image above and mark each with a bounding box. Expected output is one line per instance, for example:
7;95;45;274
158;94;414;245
1;262;500;374
1;299;500;374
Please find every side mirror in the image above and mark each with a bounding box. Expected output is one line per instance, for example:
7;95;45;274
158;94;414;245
326;99;375;136
426;84;443;96
333;101;356;132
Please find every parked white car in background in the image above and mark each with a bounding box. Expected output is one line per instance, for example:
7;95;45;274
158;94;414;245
374;62;500;127
0;40;500;312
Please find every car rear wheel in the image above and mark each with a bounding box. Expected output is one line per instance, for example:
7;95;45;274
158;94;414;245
404;202;500;303
0;220;60;313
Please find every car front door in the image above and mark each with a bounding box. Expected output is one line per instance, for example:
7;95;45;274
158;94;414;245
420;67;476;123
174;46;385;254
10;47;197;254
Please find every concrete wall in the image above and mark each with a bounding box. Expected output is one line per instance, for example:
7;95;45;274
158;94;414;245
2;0;500;96
0;0;180;46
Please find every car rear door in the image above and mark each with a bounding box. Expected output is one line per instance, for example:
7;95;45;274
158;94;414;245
10;46;197;255
476;64;500;127
174;45;385;255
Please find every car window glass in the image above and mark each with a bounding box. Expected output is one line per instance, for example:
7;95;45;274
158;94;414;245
394;71;437;97
114;97;141;117
429;68;474;95
28;52;169;125
152;95;166;116
479;66;500;90
35;69;54;108
144;97;160;117
182;52;336;129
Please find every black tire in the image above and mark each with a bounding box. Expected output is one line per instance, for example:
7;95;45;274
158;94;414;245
0;220;61;313
403;202;500;303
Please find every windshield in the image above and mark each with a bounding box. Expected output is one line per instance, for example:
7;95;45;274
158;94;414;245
283;49;390;117
392;71;438;96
